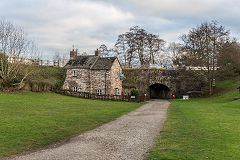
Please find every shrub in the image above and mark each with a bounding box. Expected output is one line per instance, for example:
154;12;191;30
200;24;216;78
131;89;139;97
55;69;66;90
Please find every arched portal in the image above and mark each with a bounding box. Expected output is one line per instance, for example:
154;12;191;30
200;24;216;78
149;84;170;99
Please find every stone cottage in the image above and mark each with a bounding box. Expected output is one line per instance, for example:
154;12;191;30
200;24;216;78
63;49;122;95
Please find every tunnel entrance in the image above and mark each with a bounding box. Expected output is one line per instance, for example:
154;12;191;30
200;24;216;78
149;84;170;99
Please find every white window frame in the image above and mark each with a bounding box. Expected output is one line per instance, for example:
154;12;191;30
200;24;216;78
97;89;102;95
73;86;78;92
114;88;119;95
72;70;78;77
115;72;119;79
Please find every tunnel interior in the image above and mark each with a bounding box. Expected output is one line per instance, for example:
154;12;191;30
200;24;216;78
149;84;170;99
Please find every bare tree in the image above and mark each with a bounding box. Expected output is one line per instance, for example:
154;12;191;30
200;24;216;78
168;42;182;58
115;34;127;65
53;52;61;61
0;19;38;89
130;26;147;65
146;34;165;65
218;41;240;78
179;21;230;95
115;32;137;68
125;31;138;67
99;44;109;57
114;26;165;68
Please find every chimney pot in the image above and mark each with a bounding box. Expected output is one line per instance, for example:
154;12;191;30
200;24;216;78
95;49;100;56
70;49;78;60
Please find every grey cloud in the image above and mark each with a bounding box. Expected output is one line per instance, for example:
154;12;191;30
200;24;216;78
0;0;133;57
0;0;239;58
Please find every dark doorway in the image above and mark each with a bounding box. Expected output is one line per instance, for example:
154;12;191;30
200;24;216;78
149;84;170;99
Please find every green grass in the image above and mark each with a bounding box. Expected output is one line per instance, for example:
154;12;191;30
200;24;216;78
0;92;143;158
147;78;240;160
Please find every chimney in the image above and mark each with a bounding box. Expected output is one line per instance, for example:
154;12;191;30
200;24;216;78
70;49;77;60
95;49;100;57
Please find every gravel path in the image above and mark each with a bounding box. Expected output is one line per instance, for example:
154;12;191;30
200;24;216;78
11;100;170;160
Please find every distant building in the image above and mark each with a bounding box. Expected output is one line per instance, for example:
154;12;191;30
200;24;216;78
7;57;38;65
1;52;67;67
63;49;122;95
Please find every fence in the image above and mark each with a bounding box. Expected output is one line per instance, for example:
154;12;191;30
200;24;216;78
53;90;149;102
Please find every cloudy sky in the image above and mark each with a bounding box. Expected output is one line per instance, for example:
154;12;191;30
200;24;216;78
1;0;240;59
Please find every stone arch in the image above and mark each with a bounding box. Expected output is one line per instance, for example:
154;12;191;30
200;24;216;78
149;83;171;99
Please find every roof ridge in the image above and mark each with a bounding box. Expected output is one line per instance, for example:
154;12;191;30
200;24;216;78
77;55;96;57
64;56;118;70
90;56;100;69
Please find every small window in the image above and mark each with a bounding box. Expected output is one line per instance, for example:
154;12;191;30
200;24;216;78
114;88;119;95
97;89;102;95
73;86;78;92
73;70;78;77
115;72;119;79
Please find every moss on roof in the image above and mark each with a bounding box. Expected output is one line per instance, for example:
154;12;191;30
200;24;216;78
64;56;117;70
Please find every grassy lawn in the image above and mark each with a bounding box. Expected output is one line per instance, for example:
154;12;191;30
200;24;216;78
0;92;143;158
147;78;240;160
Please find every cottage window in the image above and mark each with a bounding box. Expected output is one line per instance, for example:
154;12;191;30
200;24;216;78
114;88;119;95
97;89;102;95
73;86;78;92
115;72;119;79
73;70;78;77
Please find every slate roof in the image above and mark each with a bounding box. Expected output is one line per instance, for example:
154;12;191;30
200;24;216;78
64;56;117;70
64;56;98;69
91;57;117;70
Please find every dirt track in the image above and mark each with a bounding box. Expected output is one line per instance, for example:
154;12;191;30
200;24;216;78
11;100;170;160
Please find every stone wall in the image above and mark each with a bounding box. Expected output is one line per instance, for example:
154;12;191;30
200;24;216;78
90;70;110;95
63;69;90;92
109;59;122;95
122;69;204;98
63;67;204;98
63;59;123;95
